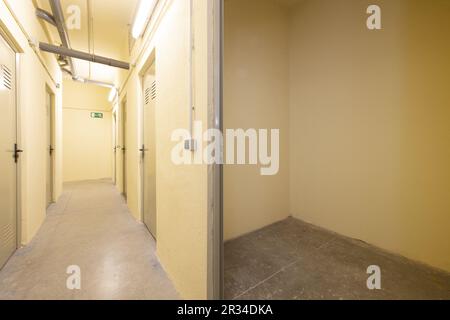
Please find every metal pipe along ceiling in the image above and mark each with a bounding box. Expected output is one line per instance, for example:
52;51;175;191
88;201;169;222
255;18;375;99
48;0;77;77
36;8;56;26
39;43;130;70
37;0;130;81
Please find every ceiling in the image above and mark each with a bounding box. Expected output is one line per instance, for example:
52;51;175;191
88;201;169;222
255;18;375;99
36;0;140;83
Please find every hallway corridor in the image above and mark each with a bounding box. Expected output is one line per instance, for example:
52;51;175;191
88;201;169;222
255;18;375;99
0;180;179;300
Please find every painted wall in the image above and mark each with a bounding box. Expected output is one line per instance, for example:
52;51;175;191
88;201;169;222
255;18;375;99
115;0;214;299
62;80;112;182
224;0;450;272
289;0;450;272
0;0;63;244
224;0;290;240
63;79;111;111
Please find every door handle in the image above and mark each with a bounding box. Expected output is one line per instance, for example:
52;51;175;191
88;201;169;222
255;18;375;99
14;144;23;163
139;145;148;153
49;145;54;155
139;145;149;158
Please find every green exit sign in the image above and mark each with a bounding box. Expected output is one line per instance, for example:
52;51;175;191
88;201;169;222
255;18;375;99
91;112;104;119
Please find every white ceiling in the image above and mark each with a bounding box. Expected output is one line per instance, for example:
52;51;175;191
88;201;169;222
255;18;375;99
36;0;140;83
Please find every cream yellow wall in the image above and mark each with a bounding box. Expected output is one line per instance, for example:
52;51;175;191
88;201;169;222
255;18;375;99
115;0;214;298
289;0;450;272
62;80;112;182
0;0;63;244
63;80;111;111
223;0;450;272
224;0;290;240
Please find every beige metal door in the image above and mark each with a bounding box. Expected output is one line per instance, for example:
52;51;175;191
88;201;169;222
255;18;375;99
46;91;53;207
0;35;17;268
113;112;117;185
142;66;157;239
122;100;127;198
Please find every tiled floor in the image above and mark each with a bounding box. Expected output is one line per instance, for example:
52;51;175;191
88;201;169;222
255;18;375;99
225;217;450;300
0;180;179;300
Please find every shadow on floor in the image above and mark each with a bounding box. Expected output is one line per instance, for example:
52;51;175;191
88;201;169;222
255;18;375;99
225;217;450;300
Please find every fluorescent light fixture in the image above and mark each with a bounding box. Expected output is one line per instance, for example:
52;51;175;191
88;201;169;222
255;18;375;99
109;87;117;102
132;0;157;39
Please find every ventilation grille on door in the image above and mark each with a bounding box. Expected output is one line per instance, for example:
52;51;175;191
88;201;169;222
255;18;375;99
144;80;157;105
151;81;156;100
145;87;151;105
1;65;12;90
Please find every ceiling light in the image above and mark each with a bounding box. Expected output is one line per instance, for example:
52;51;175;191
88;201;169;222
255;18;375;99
109;87;117;102
132;0;157;39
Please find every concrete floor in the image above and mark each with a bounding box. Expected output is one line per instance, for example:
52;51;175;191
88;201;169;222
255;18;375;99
225;217;450;300
0;180;179;300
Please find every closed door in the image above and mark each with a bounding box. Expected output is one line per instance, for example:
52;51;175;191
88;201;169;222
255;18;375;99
122;101;127;198
0;35;17;268
46;91;53;207
113;112;117;184
142;67;157;239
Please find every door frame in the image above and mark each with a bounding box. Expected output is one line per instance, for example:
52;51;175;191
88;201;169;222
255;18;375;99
208;0;223;300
